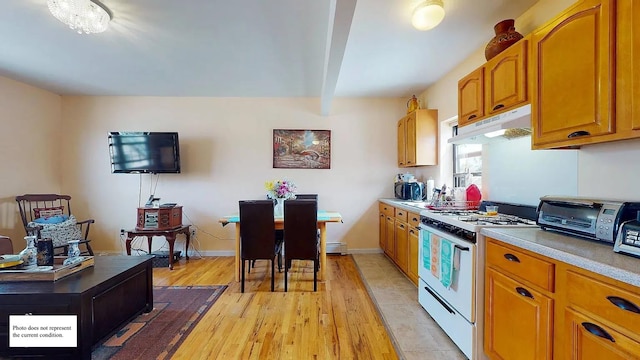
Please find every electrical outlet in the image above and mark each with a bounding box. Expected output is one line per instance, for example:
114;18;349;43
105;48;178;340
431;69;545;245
190;228;197;237
120;229;125;235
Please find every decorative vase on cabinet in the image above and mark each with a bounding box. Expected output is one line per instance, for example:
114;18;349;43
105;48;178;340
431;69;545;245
485;19;523;60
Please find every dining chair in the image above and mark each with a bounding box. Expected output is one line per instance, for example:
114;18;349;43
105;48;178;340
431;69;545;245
239;200;282;292
270;194;317;271
283;199;319;291
295;194;318;200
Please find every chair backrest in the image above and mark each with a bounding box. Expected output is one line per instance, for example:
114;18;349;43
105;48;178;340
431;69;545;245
284;199;318;260
295;194;318;200
15;194;73;228
239;200;276;260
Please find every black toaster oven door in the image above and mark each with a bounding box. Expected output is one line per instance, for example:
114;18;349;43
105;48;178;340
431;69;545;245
537;201;601;238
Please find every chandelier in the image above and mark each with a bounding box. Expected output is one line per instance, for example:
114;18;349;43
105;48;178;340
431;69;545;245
47;0;112;34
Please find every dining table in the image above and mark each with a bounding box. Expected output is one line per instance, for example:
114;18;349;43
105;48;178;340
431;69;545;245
218;210;343;282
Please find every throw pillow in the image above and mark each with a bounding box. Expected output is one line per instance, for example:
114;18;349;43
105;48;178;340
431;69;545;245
33;214;69;224
29;215;82;248
33;206;64;219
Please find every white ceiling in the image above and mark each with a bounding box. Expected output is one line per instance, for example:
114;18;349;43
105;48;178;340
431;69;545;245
0;0;538;114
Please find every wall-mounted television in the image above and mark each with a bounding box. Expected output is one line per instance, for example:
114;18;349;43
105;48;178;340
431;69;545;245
108;132;181;174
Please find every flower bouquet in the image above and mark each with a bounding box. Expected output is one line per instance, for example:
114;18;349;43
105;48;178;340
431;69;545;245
265;180;297;200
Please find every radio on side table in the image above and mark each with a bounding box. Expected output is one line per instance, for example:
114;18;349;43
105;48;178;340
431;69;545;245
136;206;182;231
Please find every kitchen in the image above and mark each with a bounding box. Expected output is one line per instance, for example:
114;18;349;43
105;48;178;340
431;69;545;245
379;0;640;359
1;0;639;358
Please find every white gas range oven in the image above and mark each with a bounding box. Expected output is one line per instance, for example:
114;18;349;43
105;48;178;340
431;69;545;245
418;201;538;360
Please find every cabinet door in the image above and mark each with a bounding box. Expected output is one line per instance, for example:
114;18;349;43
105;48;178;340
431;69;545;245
385;216;395;258
616;0;640;135
379;213;386;252
405;114;417;166
485;268;553;360
458;67;485;127
485;38;528;116
564;308;640;360
394;221;408;272
531;0;615;149
407;226;419;284
397;117;407;167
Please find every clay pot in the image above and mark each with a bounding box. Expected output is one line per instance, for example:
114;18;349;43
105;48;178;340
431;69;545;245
484;19;523;61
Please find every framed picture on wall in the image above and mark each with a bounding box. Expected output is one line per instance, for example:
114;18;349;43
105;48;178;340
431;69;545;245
273;129;331;169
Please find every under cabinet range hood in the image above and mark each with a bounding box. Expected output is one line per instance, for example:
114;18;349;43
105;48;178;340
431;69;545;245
449;104;532;144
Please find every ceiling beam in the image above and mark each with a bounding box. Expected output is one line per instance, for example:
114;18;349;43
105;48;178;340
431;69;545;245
320;0;357;116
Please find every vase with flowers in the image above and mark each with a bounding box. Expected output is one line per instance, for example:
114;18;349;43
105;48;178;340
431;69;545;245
265;179;297;216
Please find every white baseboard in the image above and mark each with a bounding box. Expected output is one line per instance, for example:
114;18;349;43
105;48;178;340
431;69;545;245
326;242;347;255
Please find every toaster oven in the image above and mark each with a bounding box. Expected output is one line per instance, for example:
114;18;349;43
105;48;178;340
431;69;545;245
537;196;640;243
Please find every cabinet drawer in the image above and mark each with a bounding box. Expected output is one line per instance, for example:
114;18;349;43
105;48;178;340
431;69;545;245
395;208;408;222
408;212;420;228
379;203;395;217
566;270;640;337
565;308;640;359
486;240;555;292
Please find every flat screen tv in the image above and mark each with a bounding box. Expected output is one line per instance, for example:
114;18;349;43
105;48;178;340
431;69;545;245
108;132;181;174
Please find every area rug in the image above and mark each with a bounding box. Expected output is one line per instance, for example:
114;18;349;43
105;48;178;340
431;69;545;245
92;285;227;360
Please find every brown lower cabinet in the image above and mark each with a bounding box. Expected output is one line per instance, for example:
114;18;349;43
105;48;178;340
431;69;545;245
485;237;640;360
485;241;554;360
378;202;419;285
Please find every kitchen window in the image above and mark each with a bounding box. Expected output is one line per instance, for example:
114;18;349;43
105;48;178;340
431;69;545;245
452;126;482;188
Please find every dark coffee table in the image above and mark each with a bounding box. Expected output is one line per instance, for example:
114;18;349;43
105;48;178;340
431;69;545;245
0;255;154;359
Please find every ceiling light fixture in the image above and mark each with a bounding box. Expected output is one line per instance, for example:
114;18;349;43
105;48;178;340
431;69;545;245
412;0;445;31
47;0;112;34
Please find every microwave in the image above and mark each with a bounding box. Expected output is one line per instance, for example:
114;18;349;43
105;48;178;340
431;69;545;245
395;182;426;201
537;196;640;243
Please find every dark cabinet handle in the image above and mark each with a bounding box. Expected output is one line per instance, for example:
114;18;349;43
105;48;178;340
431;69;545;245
468;114;477;120
492;104;505;111
607;296;640;314
424;286;455;314
412;217;418;222
504;253;520;262
581;322;615;342
409;229;415;235
568;130;591;138
455;245;469;251
516;287;534;299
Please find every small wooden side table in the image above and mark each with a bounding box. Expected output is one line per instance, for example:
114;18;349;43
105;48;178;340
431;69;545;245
125;225;190;270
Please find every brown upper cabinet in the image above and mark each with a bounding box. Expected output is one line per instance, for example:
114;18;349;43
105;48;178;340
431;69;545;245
615;0;640;137
397;109;438;167
485;38;528;117
457;37;528;128
531;0;640;149
456;0;640;149
458;67;485;127
531;0;615;149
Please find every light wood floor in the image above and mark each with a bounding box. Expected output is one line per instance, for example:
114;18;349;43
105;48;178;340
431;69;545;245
152;255;399;360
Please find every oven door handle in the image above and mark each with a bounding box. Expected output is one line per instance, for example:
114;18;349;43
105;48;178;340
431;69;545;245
454;245;469;252
423;286;456;315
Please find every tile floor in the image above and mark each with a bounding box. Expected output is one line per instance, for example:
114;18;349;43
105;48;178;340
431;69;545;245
352;253;467;360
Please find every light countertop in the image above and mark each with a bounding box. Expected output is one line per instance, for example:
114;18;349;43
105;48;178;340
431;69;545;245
481;227;640;287
378;198;430;213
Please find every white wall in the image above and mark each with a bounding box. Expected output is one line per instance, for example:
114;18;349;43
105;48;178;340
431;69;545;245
0;76;61;242
58;96;405;254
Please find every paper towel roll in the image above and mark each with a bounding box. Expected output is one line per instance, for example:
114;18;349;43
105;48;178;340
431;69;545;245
426;178;435;201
